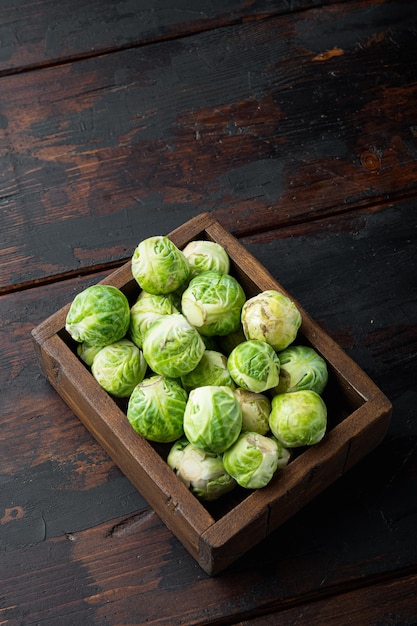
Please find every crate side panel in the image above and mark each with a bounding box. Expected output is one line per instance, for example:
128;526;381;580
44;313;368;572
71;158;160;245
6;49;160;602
33;333;215;560
343;396;392;472
199;505;270;576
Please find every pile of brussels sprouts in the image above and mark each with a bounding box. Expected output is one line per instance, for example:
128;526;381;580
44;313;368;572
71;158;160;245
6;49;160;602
65;235;329;501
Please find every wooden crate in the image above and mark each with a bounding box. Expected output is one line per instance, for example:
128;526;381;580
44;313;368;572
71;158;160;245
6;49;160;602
31;212;392;575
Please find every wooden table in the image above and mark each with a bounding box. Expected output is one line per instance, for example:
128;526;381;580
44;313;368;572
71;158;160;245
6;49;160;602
1;1;416;623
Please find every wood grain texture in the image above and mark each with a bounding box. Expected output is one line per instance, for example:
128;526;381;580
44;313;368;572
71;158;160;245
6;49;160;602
1;0;416;621
1;0;417;292
0;0;339;73
238;573;417;625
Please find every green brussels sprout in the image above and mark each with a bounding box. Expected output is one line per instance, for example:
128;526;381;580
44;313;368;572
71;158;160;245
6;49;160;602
269;390;327;447
167;439;236;501
65;284;130;347
234;388;271;435
142;313;205;378
223;432;280;489
181;240;230;278
274;345;328;395
181;350;235;392
77;342;102;367
183;385;242;455
131;235;190;295
181;271;246;336
91;339;147;398
227;340;280;393
129;290;179;348
127;375;187;442
241;289;302;351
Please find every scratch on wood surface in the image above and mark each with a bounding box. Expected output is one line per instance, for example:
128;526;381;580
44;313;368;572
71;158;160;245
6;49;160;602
40;512;47;541
106;510;155;538
312;47;344;61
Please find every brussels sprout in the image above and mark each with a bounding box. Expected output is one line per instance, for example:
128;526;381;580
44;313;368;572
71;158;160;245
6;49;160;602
269;390;327;447
223;432;280;489
181;350;235;392
182;240;230;278
131;235;190;295
275;438;292;469
234;388;271;435
274;345;328;395
183;385;242;454
166;437;189;469
181;271;246;336
227;340;280;393
77;342;102;367
142;313;205;378
129;290;179;348
241;289;302;351
127;375;187;442
65;284;130;347
167;439;236;501
91;339;147;398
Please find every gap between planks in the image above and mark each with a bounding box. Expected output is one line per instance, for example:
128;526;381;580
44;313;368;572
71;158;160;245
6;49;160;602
2;193;415;298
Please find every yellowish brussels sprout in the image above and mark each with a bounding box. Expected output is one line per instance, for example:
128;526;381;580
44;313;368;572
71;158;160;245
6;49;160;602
167;439;236;501
234;388;271;435
241;289;302;351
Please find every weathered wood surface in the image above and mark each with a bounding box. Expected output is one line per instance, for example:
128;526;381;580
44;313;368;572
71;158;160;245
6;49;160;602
1;0;417;623
238;573;417;625
0;0;342;74
1;0;416;292
1;202;416;623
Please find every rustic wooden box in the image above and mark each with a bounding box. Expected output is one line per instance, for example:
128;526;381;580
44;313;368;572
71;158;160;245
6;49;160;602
31;212;392;575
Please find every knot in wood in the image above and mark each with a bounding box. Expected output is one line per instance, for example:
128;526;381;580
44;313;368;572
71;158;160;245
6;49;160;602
360;150;381;172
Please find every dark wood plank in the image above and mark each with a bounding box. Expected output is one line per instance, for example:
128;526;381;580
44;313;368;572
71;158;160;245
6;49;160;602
1;201;416;622
0;0;342;74
1;0;417;292
238;573;417;625
0;270;148;537
0;388;416;623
